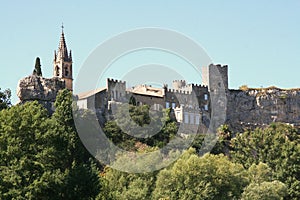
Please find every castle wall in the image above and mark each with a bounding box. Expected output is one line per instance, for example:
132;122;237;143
129;92;164;109
164;84;209;112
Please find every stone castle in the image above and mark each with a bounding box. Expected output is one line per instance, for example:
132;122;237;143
17;29;300;132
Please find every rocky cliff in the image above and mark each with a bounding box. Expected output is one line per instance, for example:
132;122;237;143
17;75;65;113
226;87;300;132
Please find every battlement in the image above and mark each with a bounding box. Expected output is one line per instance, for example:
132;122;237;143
167;88;192;95
214;64;228;69
189;83;208;88
107;78;126;84
172;80;187;90
172;80;186;83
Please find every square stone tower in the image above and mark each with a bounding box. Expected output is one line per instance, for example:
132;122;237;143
202;64;228;92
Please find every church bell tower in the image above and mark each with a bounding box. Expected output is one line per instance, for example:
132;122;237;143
53;25;73;91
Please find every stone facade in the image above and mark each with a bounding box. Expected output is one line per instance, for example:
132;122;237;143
77;63;300;133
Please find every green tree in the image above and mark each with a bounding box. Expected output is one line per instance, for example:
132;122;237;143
33;57;42;76
103;105;177;150
0;88;11;110
47;89;102;199
103;167;156;200
231;123;300;199
0;90;103;199
0;101;57;199
241;162;287;199
241;181;287;200
247;162;273;183
153;148;248;200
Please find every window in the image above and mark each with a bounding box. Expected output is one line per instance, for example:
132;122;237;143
184;112;189;124
153;104;160;111
190;113;194;124
204;94;208;100
56;66;60;76
153;104;157;111
166;102;170;108
115;91;118;99
172;102;176;109
195;115;200;125
204;105;208;111
176;111;180;119
65;66;69;76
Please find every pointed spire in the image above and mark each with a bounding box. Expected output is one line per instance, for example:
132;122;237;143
57;23;69;61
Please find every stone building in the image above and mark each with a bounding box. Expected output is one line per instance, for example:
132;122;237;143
76;63;300;133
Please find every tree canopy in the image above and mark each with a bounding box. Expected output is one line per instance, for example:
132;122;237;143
0;88;299;199
231;123;300;199
0;89;102;199
0;88;11;110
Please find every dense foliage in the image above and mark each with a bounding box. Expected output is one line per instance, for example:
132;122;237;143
104;105;177;150
0;88;11;110
231;123;300;199
0;88;299;199
0;90;102;199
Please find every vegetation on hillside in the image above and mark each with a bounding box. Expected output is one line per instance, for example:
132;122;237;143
0;88;299;199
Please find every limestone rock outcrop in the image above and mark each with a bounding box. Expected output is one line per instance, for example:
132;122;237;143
226;88;300;132
17;75;65;112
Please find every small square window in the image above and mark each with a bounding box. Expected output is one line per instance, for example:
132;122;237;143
166;102;170;108
204;105;208;111
204;94;208;100
172;103;176;109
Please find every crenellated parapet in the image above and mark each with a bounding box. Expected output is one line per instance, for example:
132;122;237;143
189;83;208;88
106;78;126;101
107;78;126;84
167;88;192;95
172;80;186;90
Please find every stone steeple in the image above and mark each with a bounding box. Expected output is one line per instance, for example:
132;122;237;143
53;24;73;91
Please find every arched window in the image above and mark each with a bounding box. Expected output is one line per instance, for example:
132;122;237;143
65;66;69;76
55;66;60;76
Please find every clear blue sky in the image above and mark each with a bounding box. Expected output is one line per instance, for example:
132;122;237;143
1;1;299;104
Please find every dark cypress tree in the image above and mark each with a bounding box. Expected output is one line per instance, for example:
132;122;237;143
33;57;42;76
